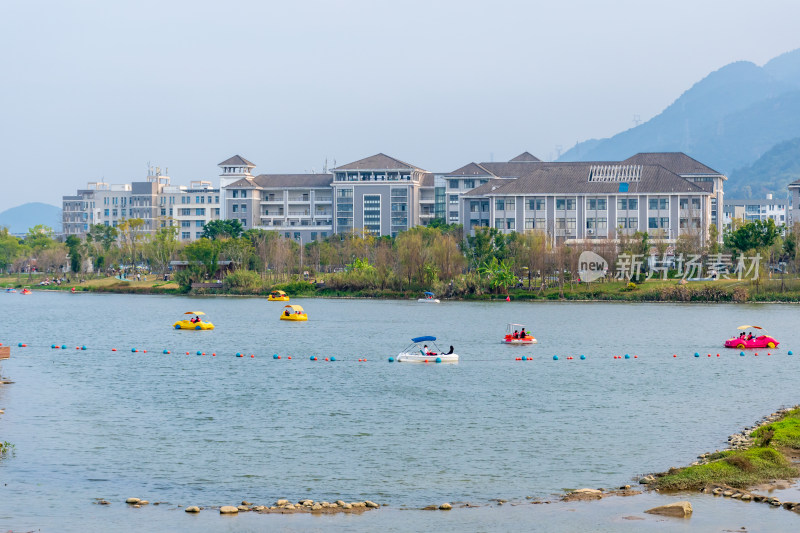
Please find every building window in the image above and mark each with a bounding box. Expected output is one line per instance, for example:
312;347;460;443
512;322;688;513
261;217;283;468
195;220;204;227
336;187;354;233
470;201;480;213
649;197;669;210
181;221;191;228
587;198;607;210
390;187;408;236
241;218;247;227
241;204;247;213
556;198;576;210
195;208;205;216
692;198;701;210
232;190;239;198
495;199;505;210
232;205;238;213
363;194;381;235
449;194;459;205
464;180;474;189
182;232;190;239
242;190;247;198
528;198;545;211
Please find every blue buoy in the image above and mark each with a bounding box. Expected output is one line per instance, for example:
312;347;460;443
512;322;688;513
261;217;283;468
553;355;559;360
789;351;794;355
131;348;136;352
81;346;86;350
51;344;56;349
236;352;242;357
18;343;22;347
163;349;169;354
694;353;700;358
273;354;279;359
330;356;336;361
309;355;315;360
388;357;395;363
624;354;630;359
435;357;441;363
195;351;201;355
580;355;586;360
61;345;66;349
740;351;745;356
521;356;527;361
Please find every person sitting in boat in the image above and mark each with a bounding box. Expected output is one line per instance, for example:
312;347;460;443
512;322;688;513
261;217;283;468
445;345;454;355
195;316;201;322
513;330;519;339
422;345;437;356
285;309;291;317
520;328;526;338
747;332;754;340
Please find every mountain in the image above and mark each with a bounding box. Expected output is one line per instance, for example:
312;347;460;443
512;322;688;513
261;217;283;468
559;48;800;177
0;202;62;234
726;137;800;198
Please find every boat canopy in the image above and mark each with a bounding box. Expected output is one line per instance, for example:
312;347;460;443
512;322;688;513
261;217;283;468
423;292;435;296
271;290;286;296
737;325;762;330
285;305;305;312
412;336;436;343
507;323;526;328
184;311;206;315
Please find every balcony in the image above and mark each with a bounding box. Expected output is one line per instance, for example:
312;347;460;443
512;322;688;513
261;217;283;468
288;196;311;203
314;196;332;203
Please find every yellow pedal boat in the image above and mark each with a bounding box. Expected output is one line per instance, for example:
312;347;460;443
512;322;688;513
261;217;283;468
268;290;290;301
173;311;215;330
280;304;307;321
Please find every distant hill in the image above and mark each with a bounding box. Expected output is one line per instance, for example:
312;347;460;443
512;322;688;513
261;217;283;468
558;48;800;177
0;202;62;234
726;137;800;198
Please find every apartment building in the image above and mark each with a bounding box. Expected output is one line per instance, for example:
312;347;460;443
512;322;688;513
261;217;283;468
62;169;220;241
462;157;718;246
723;194;789;229
222;153;445;243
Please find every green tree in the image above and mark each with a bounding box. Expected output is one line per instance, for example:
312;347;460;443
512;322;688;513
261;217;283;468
0;227;23;271
65;235;83;274
183;238;219;278
202;219;243;240
24;225;57;252
724;219;781;254
144;227;181;276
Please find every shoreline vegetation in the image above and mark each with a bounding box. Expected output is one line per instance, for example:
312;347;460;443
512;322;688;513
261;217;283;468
7;274;800;303
638;406;800;512
3;219;800;303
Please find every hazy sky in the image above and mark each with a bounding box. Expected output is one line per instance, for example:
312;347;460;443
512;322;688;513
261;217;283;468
2;0;800;212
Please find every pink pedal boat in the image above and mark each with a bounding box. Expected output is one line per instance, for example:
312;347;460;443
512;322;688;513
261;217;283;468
724;325;779;349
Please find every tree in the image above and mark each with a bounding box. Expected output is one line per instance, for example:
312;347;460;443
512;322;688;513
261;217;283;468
396;231;425;284
0;227;23;272
465;226;509;269
478;256;516;294
183;238;219;278
144;227;181;276
24;225;57;253
65;235;83;274
724;219;781;254
117;218;146;271
218;237;255;270
202;219;243;240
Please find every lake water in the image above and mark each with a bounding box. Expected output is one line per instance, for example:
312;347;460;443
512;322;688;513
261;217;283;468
1;292;800;531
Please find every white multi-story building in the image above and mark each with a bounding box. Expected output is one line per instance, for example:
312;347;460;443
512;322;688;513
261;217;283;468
62;168;220;241
722;194;789;229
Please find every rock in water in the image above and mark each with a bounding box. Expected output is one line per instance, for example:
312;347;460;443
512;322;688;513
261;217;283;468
220;505;239;514
185;506;200;513
125;498;140;504
439;503;452;510
644;501;693;517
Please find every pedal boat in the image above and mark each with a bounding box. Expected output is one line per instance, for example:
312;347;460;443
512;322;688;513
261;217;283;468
724;325;778;349
280;304;307;321
173;311;215;330
502;323;537;344
268;290;290;301
396;336;458;363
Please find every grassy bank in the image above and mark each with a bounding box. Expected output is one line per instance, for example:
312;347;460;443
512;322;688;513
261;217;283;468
654;408;800;491
5;274;800;303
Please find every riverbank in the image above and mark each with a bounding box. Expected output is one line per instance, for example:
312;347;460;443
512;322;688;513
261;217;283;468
6;274;800;303
636;406;800;513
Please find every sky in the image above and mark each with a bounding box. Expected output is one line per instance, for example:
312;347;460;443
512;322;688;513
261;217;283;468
1;0;800;213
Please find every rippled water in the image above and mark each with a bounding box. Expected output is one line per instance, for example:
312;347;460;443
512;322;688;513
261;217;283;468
2;292;800;531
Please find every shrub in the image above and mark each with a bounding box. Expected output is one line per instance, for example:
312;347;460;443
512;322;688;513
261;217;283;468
223;270;264;293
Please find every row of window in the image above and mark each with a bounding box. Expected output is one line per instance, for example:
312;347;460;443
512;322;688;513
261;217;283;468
476;197;703;213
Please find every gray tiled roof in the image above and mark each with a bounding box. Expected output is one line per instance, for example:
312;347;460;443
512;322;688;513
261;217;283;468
420;173;435;187
463;163;708;197
332;153;422;171
218;155;256;167
478;161;545;178
509;151;541;162
250;174;333;188
622;153;722;176
445;162;495;177
226;177;259;188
